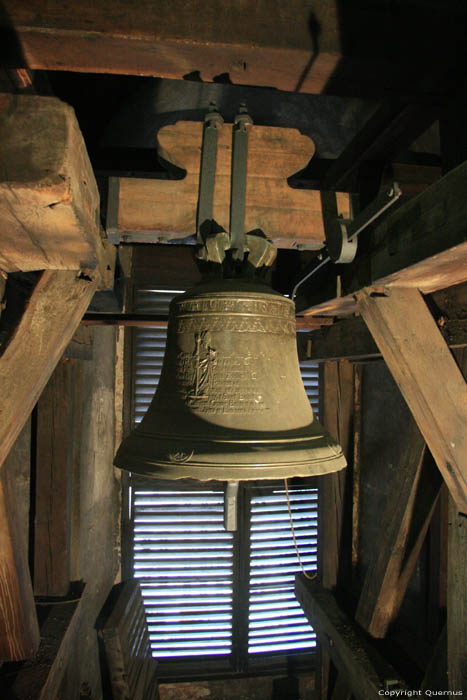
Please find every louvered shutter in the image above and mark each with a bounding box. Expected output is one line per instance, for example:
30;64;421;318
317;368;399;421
133;488;233;658
247;486;318;654
300;360;320;420
133;288;182;425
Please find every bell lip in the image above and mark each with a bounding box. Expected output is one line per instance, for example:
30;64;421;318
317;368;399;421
114;444;347;479
114;453;347;481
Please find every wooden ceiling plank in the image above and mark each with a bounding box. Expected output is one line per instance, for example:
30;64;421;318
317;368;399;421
0;269;98;470
357;287;467;515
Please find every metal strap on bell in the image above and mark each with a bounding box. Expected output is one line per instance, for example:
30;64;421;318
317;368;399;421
114;105;346;487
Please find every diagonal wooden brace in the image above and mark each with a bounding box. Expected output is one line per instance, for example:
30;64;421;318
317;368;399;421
357;286;467;514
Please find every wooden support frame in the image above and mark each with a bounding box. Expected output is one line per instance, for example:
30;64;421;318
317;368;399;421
357;286;467;515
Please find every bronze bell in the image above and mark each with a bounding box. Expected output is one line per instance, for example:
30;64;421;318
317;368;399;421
114;278;346;481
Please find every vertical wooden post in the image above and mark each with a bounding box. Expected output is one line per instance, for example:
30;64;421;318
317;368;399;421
0;474;40;660
447;348;467;694
34;358;74;596
319;359;354;699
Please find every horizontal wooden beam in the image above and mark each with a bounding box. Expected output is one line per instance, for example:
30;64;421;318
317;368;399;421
301;315;467;362
0;93;115;289
302;160;467;316
81;312;333;331
357;287;467;515
295;578;406;700
0;270;98;469
3;1;462;97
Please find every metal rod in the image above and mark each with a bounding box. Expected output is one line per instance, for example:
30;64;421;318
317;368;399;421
224;481;240;531
230;105;252;261
291;183;402;301
196;104;223;243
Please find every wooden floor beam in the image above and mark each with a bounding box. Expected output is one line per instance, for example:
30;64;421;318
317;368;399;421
357;287;467;515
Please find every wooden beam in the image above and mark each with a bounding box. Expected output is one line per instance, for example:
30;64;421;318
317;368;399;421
355;422;442;637
447;348;467;694
2;1;462;98
110;123;350;249
34;359;74;596
0;472;39;660
448;497;467;694
0;269;98;469
319;360;353;700
357;287;467;515
319;360;354;590
0;93;114;289
295;578;407;700
303;160;467;316
6;587;86;699
301;314;467;362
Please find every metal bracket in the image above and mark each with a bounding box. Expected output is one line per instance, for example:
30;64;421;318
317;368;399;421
325;183;402;264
